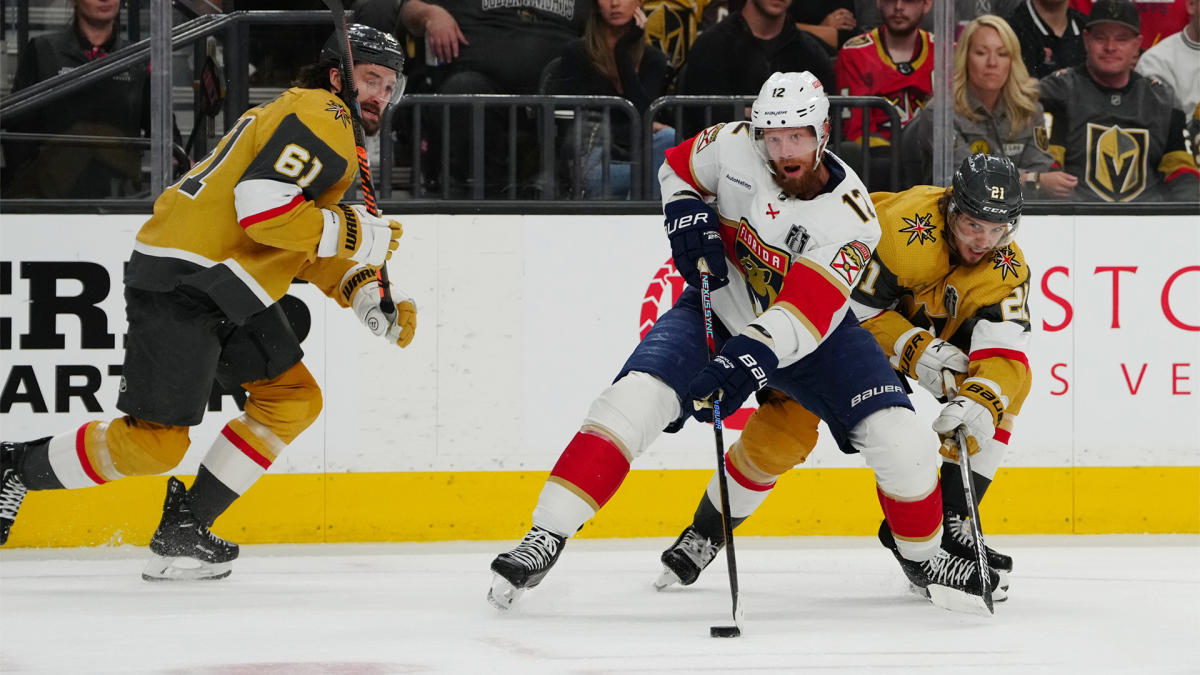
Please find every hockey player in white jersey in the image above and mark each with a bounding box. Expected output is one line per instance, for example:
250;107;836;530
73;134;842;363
488;71;998;612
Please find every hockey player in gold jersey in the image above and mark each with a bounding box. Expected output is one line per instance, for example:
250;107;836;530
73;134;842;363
657;154;1032;608
0;25;415;581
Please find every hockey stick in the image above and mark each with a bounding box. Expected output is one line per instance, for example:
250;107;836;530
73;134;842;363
955;426;994;614
322;0;396;317
698;258;743;638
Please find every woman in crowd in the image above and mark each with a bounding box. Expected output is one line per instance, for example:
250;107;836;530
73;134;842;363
901;14;1075;197
543;0;673;199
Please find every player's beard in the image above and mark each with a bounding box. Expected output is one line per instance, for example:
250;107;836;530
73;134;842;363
770;159;826;199
359;102;382;136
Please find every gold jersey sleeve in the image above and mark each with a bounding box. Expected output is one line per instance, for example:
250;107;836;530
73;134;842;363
127;88;360;323
855;187;1033;414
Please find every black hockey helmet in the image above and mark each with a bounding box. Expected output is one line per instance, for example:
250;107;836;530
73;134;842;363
320;23;406;78
948;153;1023;247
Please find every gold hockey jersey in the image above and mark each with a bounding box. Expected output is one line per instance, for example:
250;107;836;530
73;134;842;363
851;186;1033;423
126;87;365;322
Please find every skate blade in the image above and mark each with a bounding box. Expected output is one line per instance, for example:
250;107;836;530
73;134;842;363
487;573;524;610
141;555;232;582
653;566;682;591
926;584;994;616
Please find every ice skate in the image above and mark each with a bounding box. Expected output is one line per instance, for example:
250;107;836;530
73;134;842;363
919;547;1001;615
878;520;1005;609
0;441;32;546
487;526;566;609
943;511;1012;592
142;477;239;581
654;525;722;590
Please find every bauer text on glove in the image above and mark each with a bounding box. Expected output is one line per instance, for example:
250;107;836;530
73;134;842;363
891;327;968;400
687;330;778;423
318;203;402;267
664;193;727;290
931;379;1006;459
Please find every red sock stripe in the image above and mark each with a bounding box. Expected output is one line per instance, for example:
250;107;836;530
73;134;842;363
221;425;272;470
550;431;631;509
993;428;1011;444
724;454;775;492
75;423;106;485
877;486;942;541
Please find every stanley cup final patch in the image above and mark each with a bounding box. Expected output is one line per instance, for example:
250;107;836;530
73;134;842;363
829;240;871;285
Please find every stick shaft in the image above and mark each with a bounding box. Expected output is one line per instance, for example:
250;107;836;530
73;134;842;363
322;0;396;315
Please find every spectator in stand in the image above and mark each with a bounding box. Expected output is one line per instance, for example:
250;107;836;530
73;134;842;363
1005;0;1088;79
1069;0;1189;48
4;0;149;199
1041;0;1199;200
1135;0;1199;113
676;0;836;137
900;14;1071;196
836;0;934;187
790;1;859;52
855;0;1023;31
543;0;673;198
399;0;591;197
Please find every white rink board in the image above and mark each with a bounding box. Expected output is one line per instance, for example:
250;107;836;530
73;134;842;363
0;213;1197;473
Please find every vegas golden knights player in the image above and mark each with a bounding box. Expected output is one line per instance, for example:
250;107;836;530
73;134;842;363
0;25;416;581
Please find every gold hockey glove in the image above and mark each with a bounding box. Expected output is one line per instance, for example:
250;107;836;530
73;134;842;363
318;204;402;267
890;327;968;400
342;267;418;348
932;378;1005;460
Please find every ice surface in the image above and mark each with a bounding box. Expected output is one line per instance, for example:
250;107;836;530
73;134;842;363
2;535;1197;674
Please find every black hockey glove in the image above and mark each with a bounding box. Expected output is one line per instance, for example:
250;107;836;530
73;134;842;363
664;196;728;290
688;333;778;423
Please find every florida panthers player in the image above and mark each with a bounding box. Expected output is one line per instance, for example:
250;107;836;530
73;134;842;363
487;71;998;611
655;154;1029;611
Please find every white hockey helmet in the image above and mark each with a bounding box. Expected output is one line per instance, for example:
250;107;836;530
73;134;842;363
750;71;831;167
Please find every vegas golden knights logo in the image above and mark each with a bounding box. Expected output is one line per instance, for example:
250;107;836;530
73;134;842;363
644;0;712;69
1085;123;1149;202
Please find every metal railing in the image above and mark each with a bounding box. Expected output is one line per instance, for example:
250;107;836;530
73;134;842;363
383;94;642;201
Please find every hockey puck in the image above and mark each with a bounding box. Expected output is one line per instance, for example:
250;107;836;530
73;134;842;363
710;625;741;638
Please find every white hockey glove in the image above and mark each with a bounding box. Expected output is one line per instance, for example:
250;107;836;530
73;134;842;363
343;267;418;348
890;327;968;400
931;378;1006;460
318;204;402;267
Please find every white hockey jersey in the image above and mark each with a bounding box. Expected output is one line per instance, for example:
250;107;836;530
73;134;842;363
659;121;881;367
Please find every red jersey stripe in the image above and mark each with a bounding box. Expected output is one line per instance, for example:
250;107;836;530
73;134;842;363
775;262;848;338
238;193;305;229
970;347;1030;371
663;135;705;195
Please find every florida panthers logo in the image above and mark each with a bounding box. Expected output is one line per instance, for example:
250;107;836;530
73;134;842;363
735;219;789;313
1085;123;1149;202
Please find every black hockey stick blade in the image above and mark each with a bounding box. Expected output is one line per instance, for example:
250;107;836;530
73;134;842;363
710;625;741;638
956;427;994;614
